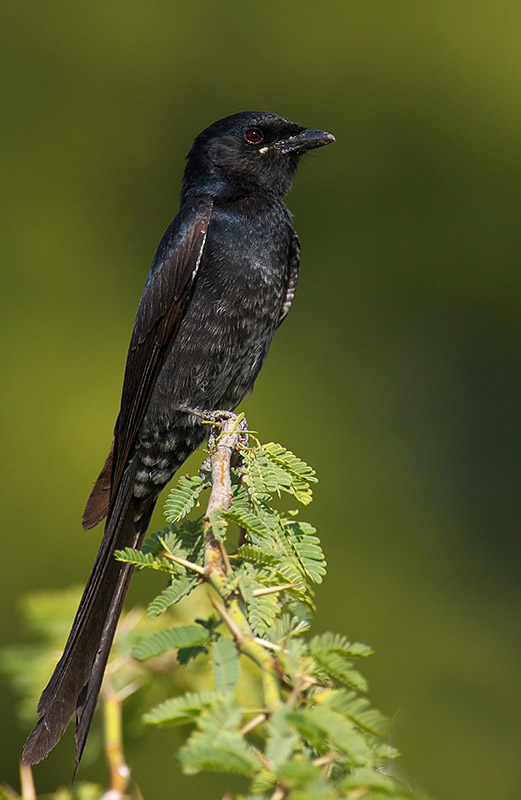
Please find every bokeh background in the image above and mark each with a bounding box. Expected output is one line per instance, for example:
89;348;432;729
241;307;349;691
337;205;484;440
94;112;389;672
1;2;520;798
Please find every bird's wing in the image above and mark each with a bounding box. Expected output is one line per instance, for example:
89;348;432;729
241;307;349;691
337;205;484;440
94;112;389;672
114;195;214;492
83;196;213;527
277;229;300;327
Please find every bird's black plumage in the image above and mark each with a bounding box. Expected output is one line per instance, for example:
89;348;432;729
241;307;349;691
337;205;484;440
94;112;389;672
23;111;335;769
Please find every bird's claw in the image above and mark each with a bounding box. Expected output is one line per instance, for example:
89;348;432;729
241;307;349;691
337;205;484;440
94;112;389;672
177;405;239;425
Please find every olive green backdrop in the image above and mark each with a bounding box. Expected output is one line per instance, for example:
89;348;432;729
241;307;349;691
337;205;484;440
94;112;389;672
1;3;520;799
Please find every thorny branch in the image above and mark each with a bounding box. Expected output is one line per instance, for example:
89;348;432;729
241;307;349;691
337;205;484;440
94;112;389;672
203;414;247;575
202;415;282;711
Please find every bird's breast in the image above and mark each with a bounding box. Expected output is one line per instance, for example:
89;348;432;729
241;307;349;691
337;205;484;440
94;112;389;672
135;200;292;500
144;201;291;423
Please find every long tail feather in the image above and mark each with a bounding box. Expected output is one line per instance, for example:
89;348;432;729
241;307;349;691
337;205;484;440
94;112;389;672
22;459;154;767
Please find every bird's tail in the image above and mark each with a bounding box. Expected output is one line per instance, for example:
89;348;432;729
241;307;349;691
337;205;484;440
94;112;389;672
22;459;154;769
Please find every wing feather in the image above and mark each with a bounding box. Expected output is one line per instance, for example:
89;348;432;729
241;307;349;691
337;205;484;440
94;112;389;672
84;196;213;526
277;229;300;327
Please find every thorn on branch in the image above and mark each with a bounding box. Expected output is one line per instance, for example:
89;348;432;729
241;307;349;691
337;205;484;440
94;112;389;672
239;712;267;736
161;551;205;575
252;583;295;597
209;594;246;645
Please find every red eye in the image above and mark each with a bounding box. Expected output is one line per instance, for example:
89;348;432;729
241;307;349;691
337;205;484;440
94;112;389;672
245;127;264;144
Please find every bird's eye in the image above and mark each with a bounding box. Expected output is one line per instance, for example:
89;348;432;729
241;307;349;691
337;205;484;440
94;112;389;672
244;127;264;145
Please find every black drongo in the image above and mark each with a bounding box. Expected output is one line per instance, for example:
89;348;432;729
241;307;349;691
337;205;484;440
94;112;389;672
23;111;335;769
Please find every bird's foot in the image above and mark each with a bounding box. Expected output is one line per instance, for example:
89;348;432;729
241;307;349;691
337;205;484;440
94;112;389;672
177;405;240;425
196;411;249;474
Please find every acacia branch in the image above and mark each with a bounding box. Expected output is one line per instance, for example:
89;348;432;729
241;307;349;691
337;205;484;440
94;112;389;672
202;415;282;711
204;415;246;574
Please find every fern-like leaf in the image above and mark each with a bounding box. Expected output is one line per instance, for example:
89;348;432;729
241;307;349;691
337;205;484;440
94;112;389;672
179;731;259;776
312;651;368;693
212;636;239;692
223;507;272;539
133;624;210;660
283;520;326;584
261;442;317;503
340;767;397;794
164;475;208;523
143;691;220;726
207;509;228;542
179;694;259;776
114;548;170;571
263;443;317;483
246;591;280;637
235;544;278;566
289;706;374;766
309;632;373;659
318;689;388;738
241;449;274;502
147;575;198;618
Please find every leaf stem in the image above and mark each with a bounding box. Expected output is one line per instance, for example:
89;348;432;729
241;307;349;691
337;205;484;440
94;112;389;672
102;685;130;796
161;551;205;575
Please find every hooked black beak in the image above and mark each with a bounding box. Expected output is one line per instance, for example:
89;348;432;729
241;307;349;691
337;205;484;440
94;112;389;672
279;128;336;155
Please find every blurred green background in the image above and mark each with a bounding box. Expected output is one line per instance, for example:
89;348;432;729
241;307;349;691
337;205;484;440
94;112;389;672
1;2;520;798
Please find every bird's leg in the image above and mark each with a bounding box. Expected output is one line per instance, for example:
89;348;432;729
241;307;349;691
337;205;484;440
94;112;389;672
176;405;239;424
187;409;248;475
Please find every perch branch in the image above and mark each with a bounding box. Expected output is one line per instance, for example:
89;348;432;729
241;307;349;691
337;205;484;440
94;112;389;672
204;414;247;574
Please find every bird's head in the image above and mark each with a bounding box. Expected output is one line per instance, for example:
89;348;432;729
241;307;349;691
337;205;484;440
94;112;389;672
182;111;335;201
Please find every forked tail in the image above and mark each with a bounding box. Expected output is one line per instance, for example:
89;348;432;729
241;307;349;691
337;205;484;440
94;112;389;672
23;460;154;770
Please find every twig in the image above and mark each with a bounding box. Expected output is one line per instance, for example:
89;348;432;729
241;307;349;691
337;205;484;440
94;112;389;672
239;712;267;736
102;685;131;797
253;636;282;652
202;415;282;712
252;583;295;597
206;416;246;516
161;551;205;575
19;763;36;800
209;594;246;644
204;415;247;574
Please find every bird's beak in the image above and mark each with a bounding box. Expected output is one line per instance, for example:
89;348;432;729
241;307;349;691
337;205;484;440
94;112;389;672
279;128;336;155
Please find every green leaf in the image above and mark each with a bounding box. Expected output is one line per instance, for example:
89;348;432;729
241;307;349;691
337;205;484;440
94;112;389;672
309;633;370;692
164;475;208;523
196;691;241;734
212;636;239;692
176;517;205;547
179;731;259;776
284;520;327;584
113;548;170;571
235;544;278;566
263;442;317;482
207;509;228;542
241;449;274;502
179;693;260;776
313;651;368;692
276;758;322;787
289;706;374;766
243;443;317;505
223;507;272;539
310;632;373;658
285;710;328;750
177;646;207;666
250;769;277;794
340;766;397;793
146;575;198;618
133;624;211;660
318;690;388;739
246;590;280;637
265;708;299;767
143;691;219;726
261;443;317;503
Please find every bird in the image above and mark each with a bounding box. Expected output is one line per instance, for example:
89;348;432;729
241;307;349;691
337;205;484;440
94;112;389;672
22;111;335;770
